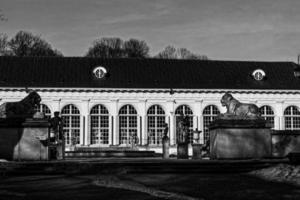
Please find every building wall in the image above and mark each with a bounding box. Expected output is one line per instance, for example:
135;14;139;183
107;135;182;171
1;89;300;151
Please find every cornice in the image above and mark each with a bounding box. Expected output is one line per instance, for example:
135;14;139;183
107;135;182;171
1;87;300;95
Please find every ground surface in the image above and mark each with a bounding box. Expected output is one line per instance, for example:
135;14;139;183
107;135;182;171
0;164;299;200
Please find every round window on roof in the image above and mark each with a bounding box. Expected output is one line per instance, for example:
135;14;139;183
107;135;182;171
93;66;107;79
252;69;266;81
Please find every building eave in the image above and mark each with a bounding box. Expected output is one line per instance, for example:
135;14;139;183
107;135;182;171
1;87;300;95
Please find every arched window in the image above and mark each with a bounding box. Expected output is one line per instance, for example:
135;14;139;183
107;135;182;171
284;106;300;130
119;105;138;145
90;104;109;145
61;104;80;145
34;104;51;118
147;105;166;145
175;105;194;144
259;105;275;128
203;105;220;143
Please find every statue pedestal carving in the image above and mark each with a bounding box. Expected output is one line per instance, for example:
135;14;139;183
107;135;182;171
192;144;202;159
209;118;272;159
162;136;170;159
177;143;189;159
0;118;50;160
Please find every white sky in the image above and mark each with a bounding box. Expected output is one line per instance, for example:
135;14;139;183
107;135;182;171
1;0;300;61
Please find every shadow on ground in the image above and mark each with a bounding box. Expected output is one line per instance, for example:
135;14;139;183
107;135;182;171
0;171;299;200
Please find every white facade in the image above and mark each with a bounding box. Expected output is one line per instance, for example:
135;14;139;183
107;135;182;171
1;88;300;152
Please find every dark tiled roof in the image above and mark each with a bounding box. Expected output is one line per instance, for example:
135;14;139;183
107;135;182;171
0;56;299;90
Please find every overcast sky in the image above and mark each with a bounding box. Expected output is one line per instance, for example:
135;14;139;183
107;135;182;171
1;0;300;61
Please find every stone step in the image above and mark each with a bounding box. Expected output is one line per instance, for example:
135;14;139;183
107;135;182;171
65;150;158;158
74;146;134;151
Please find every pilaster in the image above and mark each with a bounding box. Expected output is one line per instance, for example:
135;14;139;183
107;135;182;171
275;101;284;130
136;100;147;145
110;99;119;145
195;100;204;143
165;100;176;145
81;99;90;146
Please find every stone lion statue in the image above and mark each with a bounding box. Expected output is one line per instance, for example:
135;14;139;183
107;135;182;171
0;91;41;118
220;92;261;119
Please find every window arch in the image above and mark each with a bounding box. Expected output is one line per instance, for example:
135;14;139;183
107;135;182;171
284;106;300;130
119;105;138;145
175;105;194;144
259;105;274;128
90;104;109;145
203;105;220;143
61;104;81;145
34;104;51;118
147;105;166;145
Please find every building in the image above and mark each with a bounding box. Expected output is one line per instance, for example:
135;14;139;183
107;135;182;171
0;57;300;153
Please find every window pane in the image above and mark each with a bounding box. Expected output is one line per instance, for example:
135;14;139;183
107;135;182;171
147;105;166;145
119;105;138;145
284;106;300;130
90;105;109;145
61;104;81;145
203;105;220;143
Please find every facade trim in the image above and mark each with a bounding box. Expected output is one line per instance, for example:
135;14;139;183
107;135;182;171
1;87;300;95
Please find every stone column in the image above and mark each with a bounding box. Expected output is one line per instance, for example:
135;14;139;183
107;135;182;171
81;99;90;146
108;115;113;145
275;101;284;130
165;100;175;145
110;99;119;145
137;100;147;145
194;100;203;143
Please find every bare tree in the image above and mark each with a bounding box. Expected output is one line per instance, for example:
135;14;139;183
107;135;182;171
85;37;124;58
8;31;63;57
0;33;11;55
156;45;208;60
85;37;151;58
124;39;149;58
156;45;177;59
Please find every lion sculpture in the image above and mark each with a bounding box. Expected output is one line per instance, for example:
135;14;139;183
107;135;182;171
220;92;261;119
0;91;41;118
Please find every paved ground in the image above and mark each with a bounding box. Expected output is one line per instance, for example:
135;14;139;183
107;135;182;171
0;159;299;200
0;171;299;200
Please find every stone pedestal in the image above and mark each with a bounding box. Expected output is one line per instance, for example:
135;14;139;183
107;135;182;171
209;118;272;159
192;144;202;159
49;140;65;160
57;140;65;160
162;136;170;159
0;118;50;160
177;143;189;159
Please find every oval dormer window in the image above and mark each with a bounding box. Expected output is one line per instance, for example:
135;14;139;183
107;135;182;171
93;66;107;79
252;69;265;81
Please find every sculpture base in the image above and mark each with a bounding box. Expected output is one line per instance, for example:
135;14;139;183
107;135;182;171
162;137;170;159
0;118;50;160
192;144;202;159
49;141;65;160
209;119;272;159
177;143;188;159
